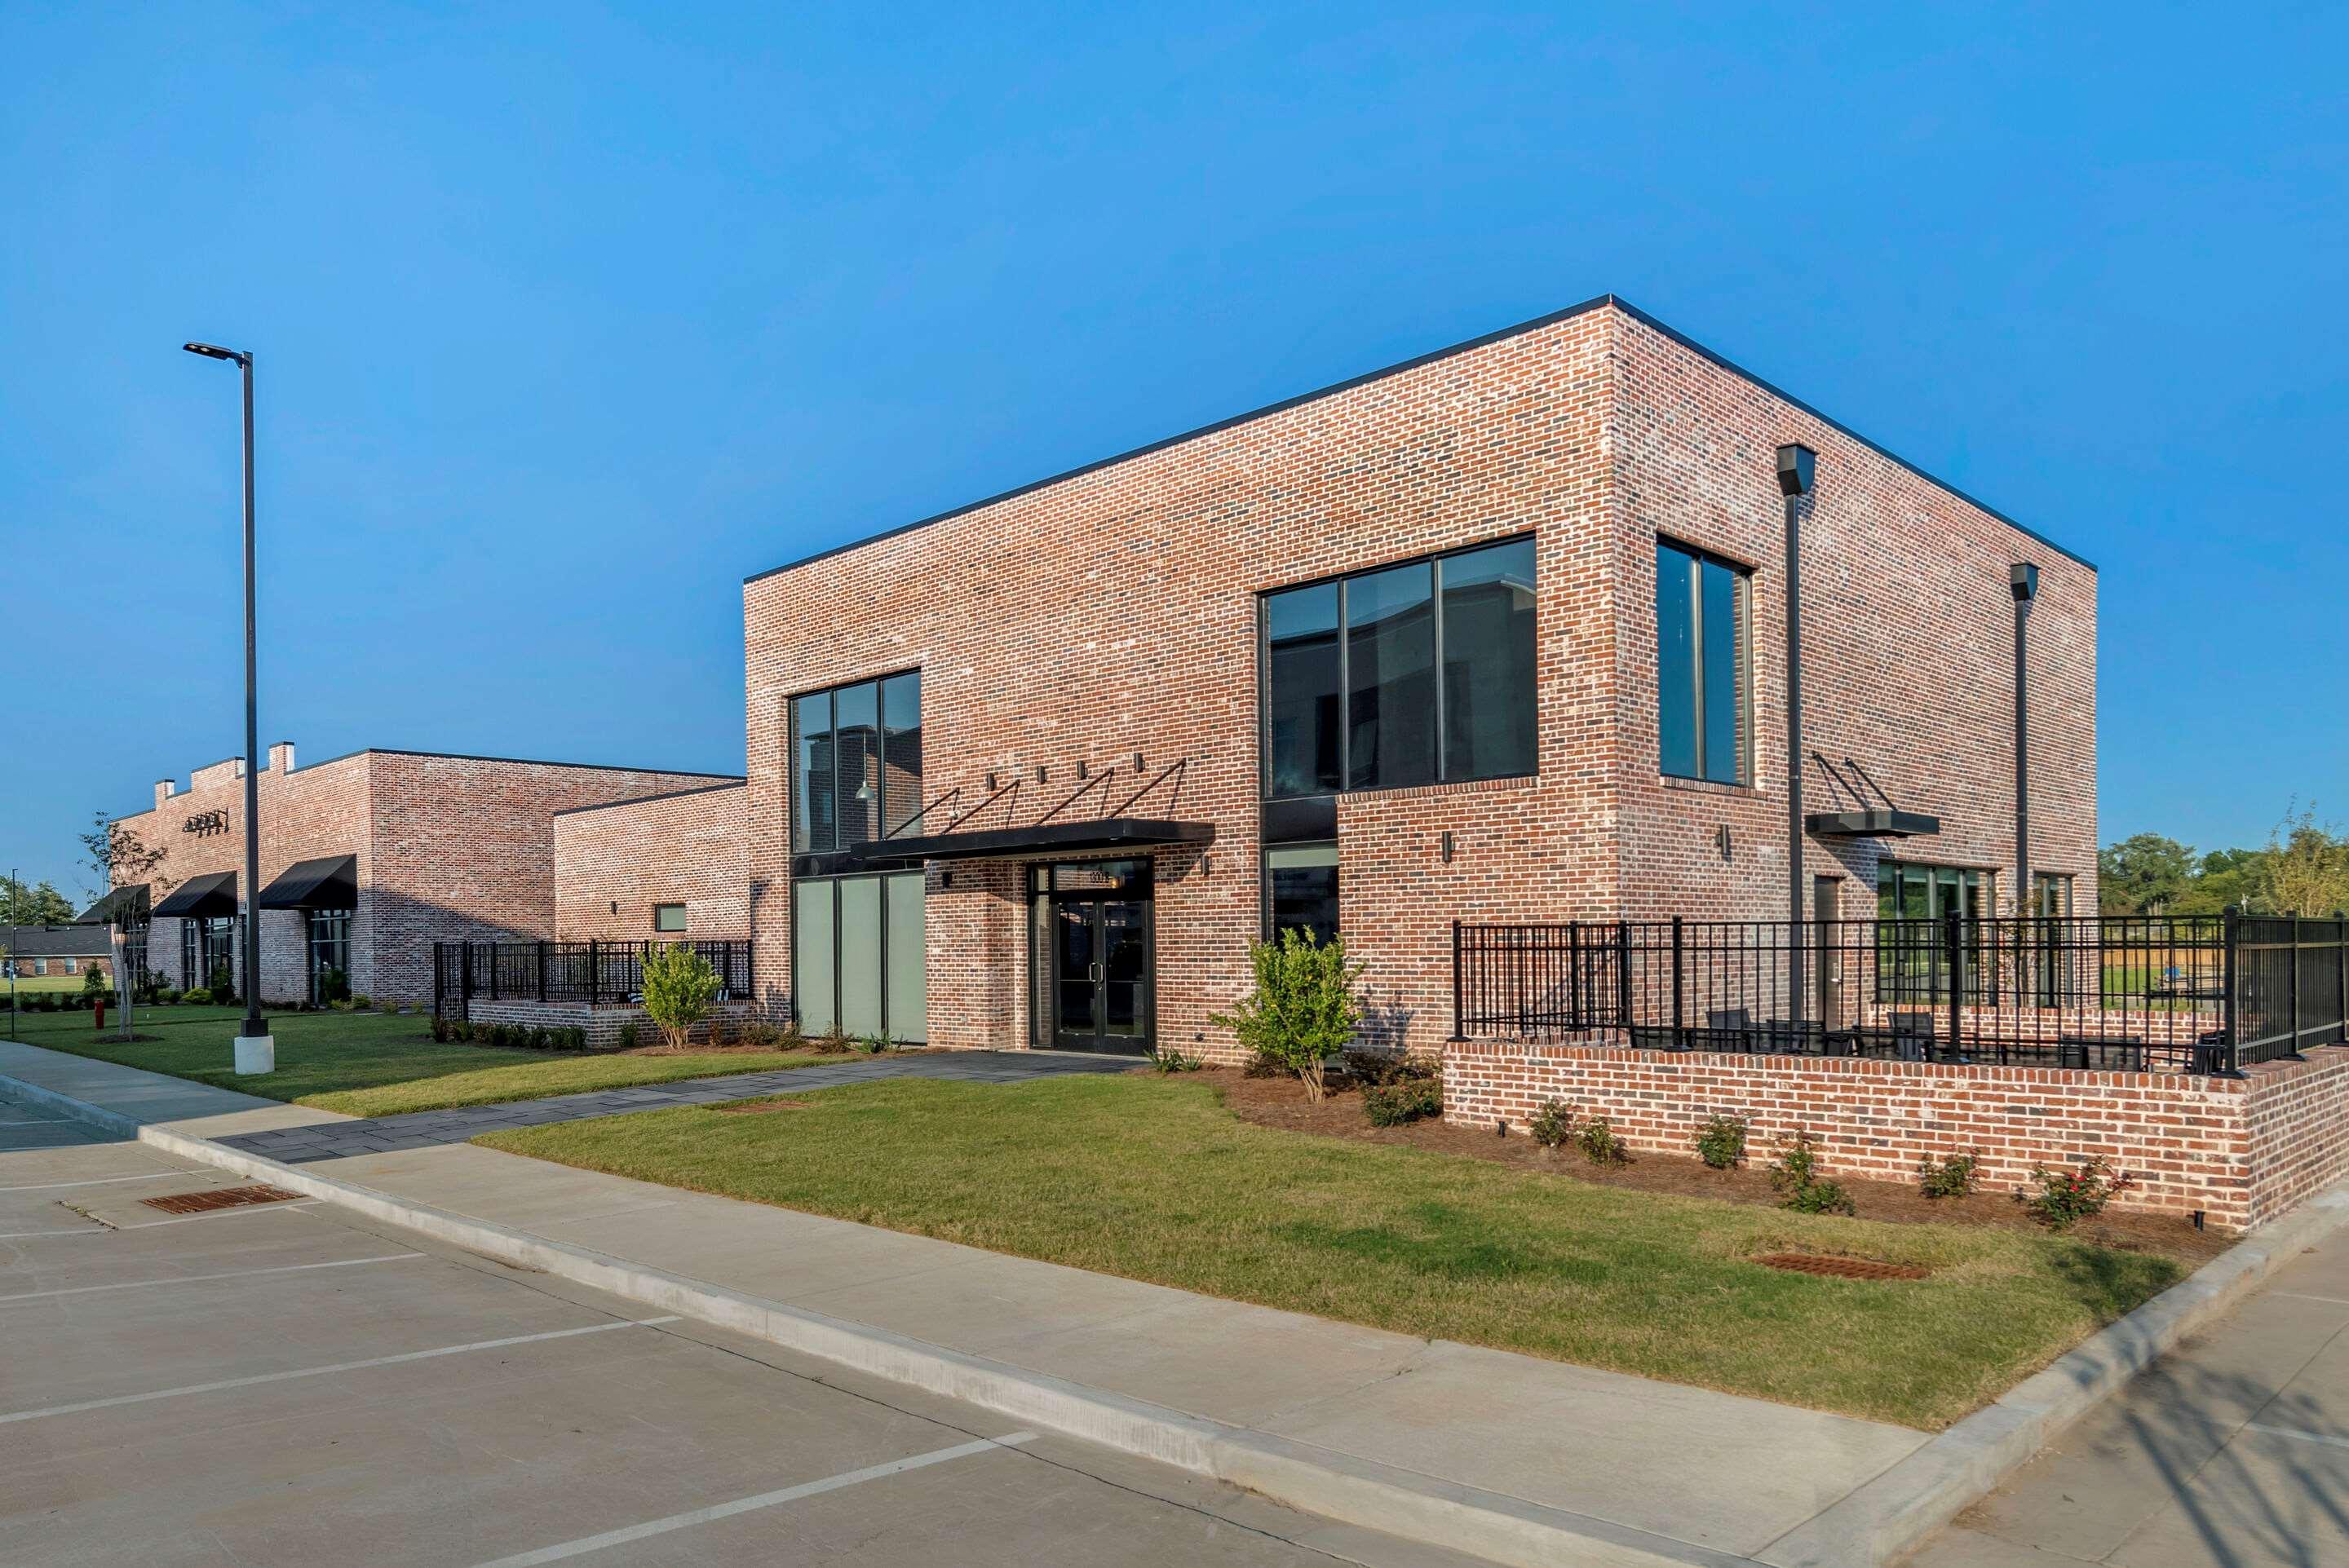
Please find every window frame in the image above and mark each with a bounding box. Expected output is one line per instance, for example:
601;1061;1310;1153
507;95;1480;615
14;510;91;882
1258;532;1537;802
787;666;923;855
652;903;688;934
788;869;927;1044
1654;537;1754;786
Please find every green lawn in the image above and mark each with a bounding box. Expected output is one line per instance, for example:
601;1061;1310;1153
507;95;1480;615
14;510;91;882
477;1074;2182;1429
3;1003;825;1116
4;973;99;993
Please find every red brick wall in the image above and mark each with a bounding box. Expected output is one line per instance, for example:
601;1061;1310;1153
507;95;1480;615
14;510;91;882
1444;1039;2349;1232
109;745;732;1007
741;298;2094;1060
554;783;750;941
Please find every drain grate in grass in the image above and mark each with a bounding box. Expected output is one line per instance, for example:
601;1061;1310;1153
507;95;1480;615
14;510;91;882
140;1184;303;1215
1754;1252;1929;1282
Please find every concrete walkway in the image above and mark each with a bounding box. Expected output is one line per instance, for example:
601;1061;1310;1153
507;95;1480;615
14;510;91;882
0;1038;1931;1567
1909;1216;2349;1568
211;1049;1135;1162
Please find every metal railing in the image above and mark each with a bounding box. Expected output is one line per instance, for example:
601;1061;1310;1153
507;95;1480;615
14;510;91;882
433;939;753;1019
1452;913;2349;1075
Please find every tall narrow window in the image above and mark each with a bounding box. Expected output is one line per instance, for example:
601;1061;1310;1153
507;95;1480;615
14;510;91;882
880;670;923;834
790;672;921;853
1655;541;1750;784
1346;560;1437;791
791;691;834;854
1440;538;1537;782
833;682;879;846
1264;583;1342;797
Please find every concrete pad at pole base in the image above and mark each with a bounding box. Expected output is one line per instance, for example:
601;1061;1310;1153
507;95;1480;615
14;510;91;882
234;1035;275;1074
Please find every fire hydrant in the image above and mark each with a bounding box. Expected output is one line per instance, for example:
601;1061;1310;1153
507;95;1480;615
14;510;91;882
94;998;106;1031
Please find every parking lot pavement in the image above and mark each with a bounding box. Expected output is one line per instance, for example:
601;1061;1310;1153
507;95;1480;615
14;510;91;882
0;1107;1484;1568
1908;1223;2349;1568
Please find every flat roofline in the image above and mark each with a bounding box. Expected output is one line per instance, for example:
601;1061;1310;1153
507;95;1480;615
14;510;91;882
745;293;2093;585
553;780;750;817
109;749;741;823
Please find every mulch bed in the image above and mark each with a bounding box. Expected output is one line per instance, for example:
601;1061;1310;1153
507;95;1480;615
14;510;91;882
1191;1067;2232;1265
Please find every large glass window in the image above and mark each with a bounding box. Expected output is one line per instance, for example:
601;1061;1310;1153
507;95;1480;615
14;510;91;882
790;672;922;852
1875;861;1989;1005
791;872;926;1042
1655;540;1750;785
183;917;236;996
1265;843;1338;946
307;908;352;1004
1262;537;1536;800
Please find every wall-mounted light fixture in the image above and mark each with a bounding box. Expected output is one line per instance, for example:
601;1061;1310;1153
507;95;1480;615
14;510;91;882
609;900;619;915
986;771;998;792
1716;824;1733;862
1037;765;1049;784
1440;831;1456;864
1077;759;1089;780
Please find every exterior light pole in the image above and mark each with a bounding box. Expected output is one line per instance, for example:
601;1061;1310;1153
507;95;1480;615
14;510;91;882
2011;562;2039;913
183;341;272;1074
1776;444;1816;1023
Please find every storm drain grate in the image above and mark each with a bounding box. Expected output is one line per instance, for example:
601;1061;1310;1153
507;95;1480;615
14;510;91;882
139;1184;303;1216
1754;1252;1928;1282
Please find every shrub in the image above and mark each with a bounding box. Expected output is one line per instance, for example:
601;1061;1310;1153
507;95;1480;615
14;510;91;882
1693;1114;1750;1170
1241;1051;1284;1078
182;987;213;1007
640;945;721;1053
207;964;235;1003
157;987;181;1005
351;992;373;1011
2015;1156;2132;1230
1528;1098;1574;1148
1151;1049;1204;1073
1767;1130;1856;1216
1918;1150;1983;1199
855;1034;890;1054
82;965;110;998
808;1030;853;1055
1209;929;1361;1102
617;1021;641;1051
528;1027;551;1051
564;1027;587;1049
1363;1076;1442;1127
1577;1115;1630;1164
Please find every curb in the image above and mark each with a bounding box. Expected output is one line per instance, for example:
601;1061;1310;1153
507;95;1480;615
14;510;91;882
0;1068;147;1140
117;1115;1744;1568
1754;1178;2349;1567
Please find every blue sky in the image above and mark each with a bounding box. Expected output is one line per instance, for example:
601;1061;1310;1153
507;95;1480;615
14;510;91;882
2;2;2342;897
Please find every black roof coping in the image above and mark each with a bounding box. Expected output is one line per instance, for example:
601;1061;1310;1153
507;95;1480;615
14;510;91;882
745;293;2092;585
553;780;750;817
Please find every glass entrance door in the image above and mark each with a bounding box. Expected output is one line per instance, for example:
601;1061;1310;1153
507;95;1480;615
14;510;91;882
1036;859;1154;1054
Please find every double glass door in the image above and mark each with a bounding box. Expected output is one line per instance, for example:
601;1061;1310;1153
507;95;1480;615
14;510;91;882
1033;859;1154;1054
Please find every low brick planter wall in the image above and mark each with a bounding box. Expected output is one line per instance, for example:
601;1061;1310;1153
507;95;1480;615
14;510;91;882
1443;1038;2349;1233
463;998;759;1050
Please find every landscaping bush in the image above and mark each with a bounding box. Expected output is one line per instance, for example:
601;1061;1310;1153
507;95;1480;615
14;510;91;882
1528;1098;1574;1149
1767;1130;1856;1215
1918;1149;1983;1199
1363;1076;1442;1127
528;1027;551;1050
807;1030;854;1055
1151;1049;1204;1073
1241;1050;1284;1078
2015;1156;2132;1230
182;987;213;1006
738;1021;787;1049
82;965;111;1000
207;964;236;1004
1210;928;1361;1102
1577;1115;1630;1164
1693;1113;1749;1170
617;1021;640;1051
313;966;351;1005
1342;1048;1436;1089
157;987;181;1005
351;992;373;1011
640;946;721;1053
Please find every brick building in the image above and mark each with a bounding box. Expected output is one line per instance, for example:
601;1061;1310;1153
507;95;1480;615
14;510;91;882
1;925;112;982
741;294;2095;1059
96;744;738;1006
554;781;750;942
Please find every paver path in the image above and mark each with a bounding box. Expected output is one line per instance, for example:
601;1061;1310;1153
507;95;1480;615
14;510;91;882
211;1049;1139;1163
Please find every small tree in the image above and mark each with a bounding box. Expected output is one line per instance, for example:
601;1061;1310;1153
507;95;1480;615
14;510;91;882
78;811;172;1043
1210;929;1361;1102
2259;802;2349;918
640;943;721;1053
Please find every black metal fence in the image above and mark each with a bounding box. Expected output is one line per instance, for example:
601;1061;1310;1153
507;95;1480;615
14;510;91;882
1453;913;2349;1075
433;939;753;1019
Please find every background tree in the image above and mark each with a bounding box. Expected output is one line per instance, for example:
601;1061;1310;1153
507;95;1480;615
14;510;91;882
2260;802;2349;917
0;877;80;926
2097;834;2196;915
78;811;172;1041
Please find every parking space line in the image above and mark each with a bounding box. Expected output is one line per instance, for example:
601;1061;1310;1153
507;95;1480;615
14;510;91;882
0;1314;682;1425
472;1430;1041;1566
0;1252;423;1305
0;1226;107;1239
2244;1420;2349;1453
0;1171;206;1192
2277;1291;2349;1309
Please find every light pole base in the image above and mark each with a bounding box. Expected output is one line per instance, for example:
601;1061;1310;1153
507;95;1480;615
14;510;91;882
233;1034;276;1075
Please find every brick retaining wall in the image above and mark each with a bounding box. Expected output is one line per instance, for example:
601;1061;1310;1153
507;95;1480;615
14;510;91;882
1444;1038;2349;1232
465;998;759;1050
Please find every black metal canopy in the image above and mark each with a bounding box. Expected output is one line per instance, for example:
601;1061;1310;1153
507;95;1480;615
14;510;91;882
1804;809;1941;839
848;817;1216;867
150;870;239;919
77;884;150;925
257;855;359;911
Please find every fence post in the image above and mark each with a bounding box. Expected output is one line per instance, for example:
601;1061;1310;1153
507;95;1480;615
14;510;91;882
586;939;599;1006
489;941;499;1002
1615;920;1633;1042
2223;906;2241;1074
2289;914;2304;1059
537;939;548;1004
1944;909;1963;1059
2337;914;2347;1050
1450;921;1465;1040
460;942;475;1022
431;943;442;1018
1671;916;1686;1049
1567;920;1582;1027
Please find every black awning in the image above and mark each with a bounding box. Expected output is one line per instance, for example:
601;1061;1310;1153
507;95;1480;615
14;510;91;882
77;884;150;925
150;870;239;920
847;817;1217;866
1805;809;1941;839
257;855;359;910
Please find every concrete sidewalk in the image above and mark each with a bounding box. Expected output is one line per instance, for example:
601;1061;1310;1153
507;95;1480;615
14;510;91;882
0;1039;1929;1567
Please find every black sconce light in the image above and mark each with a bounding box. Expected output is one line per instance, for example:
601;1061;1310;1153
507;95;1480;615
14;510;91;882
1716;824;1732;862
1440;831;1456;864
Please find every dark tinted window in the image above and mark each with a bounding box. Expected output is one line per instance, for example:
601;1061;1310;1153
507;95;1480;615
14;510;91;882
1266;843;1338;946
881;670;922;834
1655;541;1749;784
1656;544;1698;779
1264;583;1342;797
791;673;922;851
1440;539;1537;782
652;903;687;933
1346;560;1437;791
833;682;879;846
791;690;834;854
